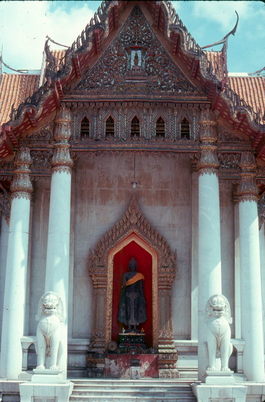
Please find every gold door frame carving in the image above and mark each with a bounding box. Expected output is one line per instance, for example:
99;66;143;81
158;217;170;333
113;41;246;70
88;196;177;351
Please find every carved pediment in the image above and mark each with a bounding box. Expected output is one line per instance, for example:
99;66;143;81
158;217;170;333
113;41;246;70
72;6;202;98
88;196;176;288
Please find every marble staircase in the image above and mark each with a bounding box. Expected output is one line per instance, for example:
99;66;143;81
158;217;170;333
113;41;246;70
69;379;197;401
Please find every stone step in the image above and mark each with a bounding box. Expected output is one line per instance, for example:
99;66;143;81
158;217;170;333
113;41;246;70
70;398;196;401
178;370;198;379
72;379;194;385
73;384;192;390
70;380;196;401
72;390;194;396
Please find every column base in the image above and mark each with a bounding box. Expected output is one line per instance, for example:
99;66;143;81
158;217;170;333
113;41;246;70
192;383;247;402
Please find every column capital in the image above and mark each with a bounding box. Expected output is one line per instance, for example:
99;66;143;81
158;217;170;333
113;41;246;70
52;106;73;173
238;152;258;202
198;110;219;175
10;147;33;200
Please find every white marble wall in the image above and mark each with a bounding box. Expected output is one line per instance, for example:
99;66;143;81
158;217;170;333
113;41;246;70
25;153;237;345
28;179;50;335
71;153;192;339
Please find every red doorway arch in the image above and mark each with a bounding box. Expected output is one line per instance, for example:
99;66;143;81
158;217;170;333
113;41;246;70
112;240;153;346
106;231;158;347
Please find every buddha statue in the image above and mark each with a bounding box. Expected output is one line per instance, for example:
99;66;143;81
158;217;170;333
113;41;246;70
118;257;147;332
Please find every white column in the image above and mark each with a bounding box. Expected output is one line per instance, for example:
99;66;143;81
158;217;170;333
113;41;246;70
0;214;9;348
197;113;222;381
238;152;264;381
259;222;265;352
45;107;73;376
191;169;198;339
0;148;32;379
234;200;241;339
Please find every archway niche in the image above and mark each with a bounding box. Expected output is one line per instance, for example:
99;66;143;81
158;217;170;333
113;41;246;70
88;197;178;377
110;234;155;348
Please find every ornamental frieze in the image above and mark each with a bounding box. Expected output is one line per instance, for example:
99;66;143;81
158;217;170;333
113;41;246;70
73;7;202;98
218;153;241;170
31;150;53;171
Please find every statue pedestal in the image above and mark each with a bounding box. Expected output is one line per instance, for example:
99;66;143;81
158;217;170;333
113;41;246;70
19;370;73;402
205;369;235;385
32;369;65;384
118;333;146;353
104;354;158;378
192;381;247;402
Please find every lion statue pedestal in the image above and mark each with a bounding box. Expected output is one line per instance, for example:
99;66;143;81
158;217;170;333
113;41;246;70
34;291;64;372
192;294;247;401
205;294;235;385
20;292;73;402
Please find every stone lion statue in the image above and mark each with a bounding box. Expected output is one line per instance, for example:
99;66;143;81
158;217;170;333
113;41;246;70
206;294;233;372
35;291;64;371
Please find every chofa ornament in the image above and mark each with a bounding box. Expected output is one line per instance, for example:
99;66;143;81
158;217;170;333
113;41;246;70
206;294;233;372
35;291;64;371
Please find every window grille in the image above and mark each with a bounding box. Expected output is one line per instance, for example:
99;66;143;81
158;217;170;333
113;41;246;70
180;118;190;139
156;117;165;137
80;117;90;137
131;116;140;137
106;116;115;137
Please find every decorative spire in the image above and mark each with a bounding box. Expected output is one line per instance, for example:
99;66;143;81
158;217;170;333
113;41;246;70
46;35;69;49
202;11;239;88
202;11;239;50
248;66;265;77
0;54;29;74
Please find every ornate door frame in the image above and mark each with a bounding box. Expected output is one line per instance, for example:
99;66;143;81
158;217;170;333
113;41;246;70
106;231;158;347
88;197;177;353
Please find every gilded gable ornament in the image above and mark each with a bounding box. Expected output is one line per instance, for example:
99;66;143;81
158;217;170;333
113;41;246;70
73;7;200;97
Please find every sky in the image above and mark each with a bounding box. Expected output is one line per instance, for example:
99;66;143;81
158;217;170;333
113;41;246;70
0;1;264;74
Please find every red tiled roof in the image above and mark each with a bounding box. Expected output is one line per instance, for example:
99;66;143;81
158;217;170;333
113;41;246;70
205;51;225;81
228;76;265;121
0;74;40;125
0;71;264;127
51;50;66;70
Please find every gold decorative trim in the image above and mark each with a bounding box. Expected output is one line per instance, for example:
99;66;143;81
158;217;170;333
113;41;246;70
238;152;258;202
52;107;73;172
199;120;217;127
198;112;219;174
11;147;33;198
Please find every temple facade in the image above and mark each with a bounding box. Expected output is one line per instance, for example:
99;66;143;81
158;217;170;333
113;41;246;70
0;1;265;401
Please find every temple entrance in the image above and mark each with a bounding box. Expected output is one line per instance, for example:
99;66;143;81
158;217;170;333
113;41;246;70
88;198;177;377
111;238;153;347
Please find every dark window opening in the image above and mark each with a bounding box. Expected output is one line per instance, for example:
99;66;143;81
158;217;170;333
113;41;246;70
80;117;90;138
131;116;140;137
181;118;190;139
156;117;165;137
105;116;114;137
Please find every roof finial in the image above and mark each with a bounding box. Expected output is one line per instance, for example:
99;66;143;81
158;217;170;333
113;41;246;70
202;11;239;50
248;66;265;77
46;35;70;49
0;54;29;74
202;11;239;89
